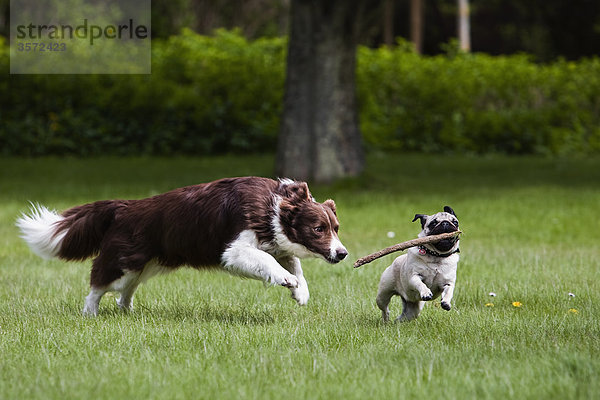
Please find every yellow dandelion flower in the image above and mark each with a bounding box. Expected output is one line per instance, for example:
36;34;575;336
568;308;578;314
485;303;494;307
512;301;522;308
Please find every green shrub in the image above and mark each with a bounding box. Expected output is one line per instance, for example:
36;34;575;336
1;31;600;156
357;41;600;154
0;30;286;156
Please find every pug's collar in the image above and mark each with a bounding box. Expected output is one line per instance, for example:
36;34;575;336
418;246;460;258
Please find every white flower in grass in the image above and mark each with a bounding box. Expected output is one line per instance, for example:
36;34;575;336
568;292;575;298
488;292;496;297
387;231;395;239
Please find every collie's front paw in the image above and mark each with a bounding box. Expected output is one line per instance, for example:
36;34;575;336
276;274;299;288
291;285;309;305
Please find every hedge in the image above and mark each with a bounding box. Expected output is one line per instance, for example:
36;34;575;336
0;30;285;156
357;40;600;154
1;30;599;156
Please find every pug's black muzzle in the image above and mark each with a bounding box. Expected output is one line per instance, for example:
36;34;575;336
429;221;459;252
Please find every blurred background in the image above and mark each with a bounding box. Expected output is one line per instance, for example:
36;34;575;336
1;0;599;182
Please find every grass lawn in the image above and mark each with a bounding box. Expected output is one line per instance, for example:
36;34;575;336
1;154;599;399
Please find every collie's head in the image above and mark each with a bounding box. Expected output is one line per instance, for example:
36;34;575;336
275;180;348;263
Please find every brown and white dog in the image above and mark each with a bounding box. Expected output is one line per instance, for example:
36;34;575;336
16;177;347;316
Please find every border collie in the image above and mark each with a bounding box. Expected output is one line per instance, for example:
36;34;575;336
16;177;348;316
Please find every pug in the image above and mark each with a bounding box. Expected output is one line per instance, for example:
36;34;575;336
376;206;460;322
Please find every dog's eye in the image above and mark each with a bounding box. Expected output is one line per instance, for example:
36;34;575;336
314;226;324;233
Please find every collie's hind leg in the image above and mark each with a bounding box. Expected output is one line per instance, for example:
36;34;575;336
110;270;142;311
83;270;141;315
83;287;106;316
85;251;134;316
113;262;168;311
83;271;140;316
84;256;114;316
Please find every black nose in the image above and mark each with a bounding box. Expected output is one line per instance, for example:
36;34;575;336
441;221;450;228
336;248;348;261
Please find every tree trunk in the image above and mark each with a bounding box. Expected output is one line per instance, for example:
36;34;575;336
383;0;394;47
410;0;424;54
457;0;471;52
276;0;365;183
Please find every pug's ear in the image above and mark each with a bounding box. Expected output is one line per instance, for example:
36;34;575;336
443;206;456;216
412;214;428;229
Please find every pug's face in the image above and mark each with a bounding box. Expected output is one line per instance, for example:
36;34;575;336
413;206;460;253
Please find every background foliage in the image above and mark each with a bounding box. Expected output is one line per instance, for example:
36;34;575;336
0;31;285;156
358;40;600;154
1;0;599;61
1;31;599;156
388;0;600;61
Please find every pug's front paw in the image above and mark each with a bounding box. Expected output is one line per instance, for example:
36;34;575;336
421;290;433;301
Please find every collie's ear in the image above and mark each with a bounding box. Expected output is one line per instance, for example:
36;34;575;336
282;181;311;202
278;199;301;226
323;199;337;215
412;214;428;229
279;200;300;214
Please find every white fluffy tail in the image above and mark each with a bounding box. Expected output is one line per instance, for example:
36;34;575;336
16;204;66;259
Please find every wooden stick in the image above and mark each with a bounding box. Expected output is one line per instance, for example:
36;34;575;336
353;230;462;268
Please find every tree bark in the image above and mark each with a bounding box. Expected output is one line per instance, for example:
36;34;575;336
276;0;365;183
410;0;424;54
383;0;394;47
